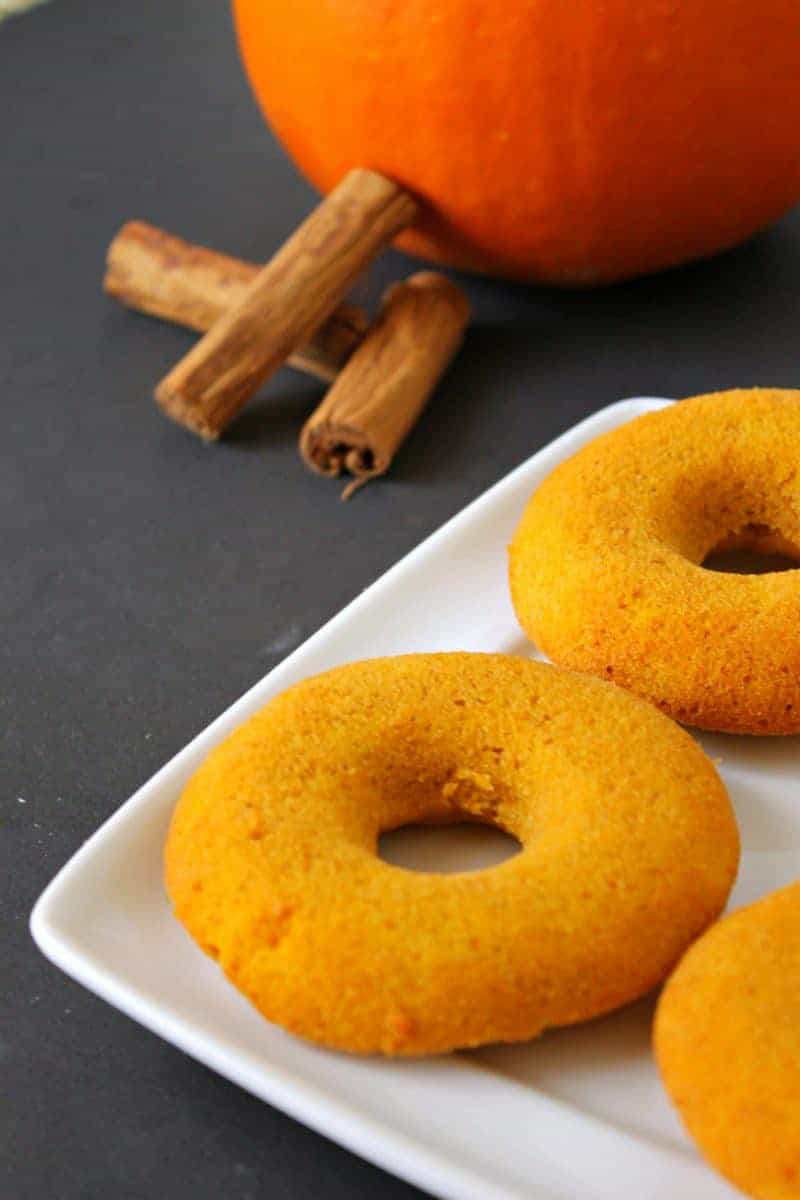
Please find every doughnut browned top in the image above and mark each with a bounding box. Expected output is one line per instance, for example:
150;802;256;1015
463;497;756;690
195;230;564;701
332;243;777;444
166;653;738;1055
655;881;800;1200
510;389;800;734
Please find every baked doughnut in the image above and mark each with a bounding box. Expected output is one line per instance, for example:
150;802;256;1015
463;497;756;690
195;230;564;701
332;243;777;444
509;388;800;734
165;653;738;1055
655;882;800;1199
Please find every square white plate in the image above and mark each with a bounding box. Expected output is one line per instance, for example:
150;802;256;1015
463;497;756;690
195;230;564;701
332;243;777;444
32;398;800;1200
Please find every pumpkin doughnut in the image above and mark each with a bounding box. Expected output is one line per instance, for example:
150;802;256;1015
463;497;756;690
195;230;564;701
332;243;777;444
509;388;800;734
165;653;738;1056
655;882;800;1200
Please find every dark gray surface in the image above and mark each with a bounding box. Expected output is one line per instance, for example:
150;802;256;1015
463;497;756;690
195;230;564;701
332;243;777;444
3;2;800;1198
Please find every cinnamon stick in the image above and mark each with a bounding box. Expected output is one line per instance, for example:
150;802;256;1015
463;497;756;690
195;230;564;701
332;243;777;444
104;221;368;382
154;169;418;440
299;272;470;498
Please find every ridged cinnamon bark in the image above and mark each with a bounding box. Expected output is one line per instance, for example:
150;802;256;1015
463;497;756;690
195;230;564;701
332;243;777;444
154;170;417;440
104;221;368;382
300;272;470;498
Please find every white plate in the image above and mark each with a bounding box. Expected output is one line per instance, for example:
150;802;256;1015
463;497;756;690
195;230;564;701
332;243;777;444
31;398;800;1200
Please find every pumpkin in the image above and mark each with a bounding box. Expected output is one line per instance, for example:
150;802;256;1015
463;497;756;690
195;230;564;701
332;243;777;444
232;0;800;286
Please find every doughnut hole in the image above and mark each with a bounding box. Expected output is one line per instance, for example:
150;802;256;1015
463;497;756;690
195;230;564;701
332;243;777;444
376;764;524;875
650;462;800;567
641;474;800;730
378;821;522;875
702;524;800;574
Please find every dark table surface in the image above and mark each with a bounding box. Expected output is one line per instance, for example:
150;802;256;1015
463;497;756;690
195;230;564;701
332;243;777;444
4;2;800;1198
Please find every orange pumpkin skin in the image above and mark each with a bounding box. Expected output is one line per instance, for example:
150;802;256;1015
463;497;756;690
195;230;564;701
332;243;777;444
232;0;800;285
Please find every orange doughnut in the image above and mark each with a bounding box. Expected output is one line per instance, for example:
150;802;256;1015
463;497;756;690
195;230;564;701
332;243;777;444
655;882;800;1199
509;388;800;734
165;653;738;1055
